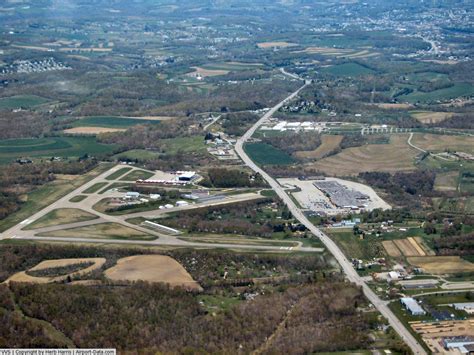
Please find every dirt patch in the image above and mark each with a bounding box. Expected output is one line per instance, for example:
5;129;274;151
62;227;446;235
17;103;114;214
374;103;414;109
64;127;127;135
382;240;402;257
105;255;202;291
187;67;229;78
6;258;106;284
306;135;417;176
257;41;297;49
410;111;456;124
407;256;474;274
295;135;342;160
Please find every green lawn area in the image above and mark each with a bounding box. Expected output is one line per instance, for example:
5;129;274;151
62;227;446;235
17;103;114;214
325;228;383;260
0;136;117;164
113;149;160;161
105;167;133;180
244;142;295;165
0;164;113;232
37;222;155;241
160;136;207;154
321;63;375;76
82;182;108;194
0;95;50;109
23;208;98;230
71;116;161;128
69;195;87;203
401;83;474;103
119;170;154;181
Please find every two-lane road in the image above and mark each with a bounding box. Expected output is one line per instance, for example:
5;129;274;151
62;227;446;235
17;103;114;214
235;78;426;355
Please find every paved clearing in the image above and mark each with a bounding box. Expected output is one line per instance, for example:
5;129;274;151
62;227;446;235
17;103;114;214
295;135;342;160
307;135;418;176
37;222;155;240
63;127;127;134
105;255;202;291
6;258;106;284
407;256;474;274
23;208;98;230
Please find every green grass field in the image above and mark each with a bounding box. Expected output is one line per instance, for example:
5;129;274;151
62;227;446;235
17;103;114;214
113;149;160;161
401;83;474;103
105;167;132;180
119;170;154;181
0;137;117;164
244;143;295;165
71;116;161;128
69;195;87;203
82;182;108;194
0;95;50;109
0;164;113;232
321;63;375;76
160;136;207;154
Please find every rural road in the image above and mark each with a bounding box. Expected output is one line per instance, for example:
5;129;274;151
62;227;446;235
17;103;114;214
235;77;427;354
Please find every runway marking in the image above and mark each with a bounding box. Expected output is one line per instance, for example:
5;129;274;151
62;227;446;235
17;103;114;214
20;219;31;225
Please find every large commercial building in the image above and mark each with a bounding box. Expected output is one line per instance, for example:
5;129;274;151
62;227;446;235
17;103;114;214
400;297;426;316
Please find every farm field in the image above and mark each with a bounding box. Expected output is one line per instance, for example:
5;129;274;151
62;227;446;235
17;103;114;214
63;127;127;135
400;83;474;103
37;222;155;240
320;63;375;76
0;95;50;109
23;208;98;230
382;241;402;257
244;142;295;165
294;135;342;160
407;256;474;274
434;171;459;192
0;136;117;164
104;255;202;291
307;135;417;176
71;116;161;128
6;258;106;284
410;111;456;124
411;133;474;153
385;237;433;257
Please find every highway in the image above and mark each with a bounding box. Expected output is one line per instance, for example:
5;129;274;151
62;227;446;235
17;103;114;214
234;78;427;355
